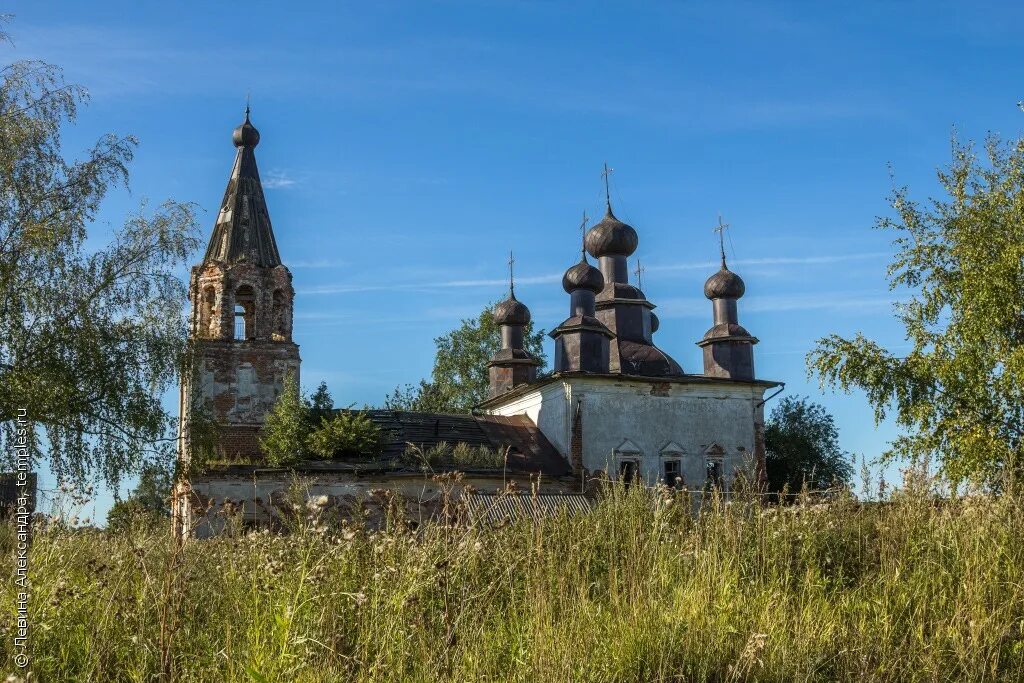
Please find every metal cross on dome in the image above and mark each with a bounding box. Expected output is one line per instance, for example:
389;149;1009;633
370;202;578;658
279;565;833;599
601;162;614;207
579;210;589;256
634;259;645;290
714;214;730;268
508;250;515;296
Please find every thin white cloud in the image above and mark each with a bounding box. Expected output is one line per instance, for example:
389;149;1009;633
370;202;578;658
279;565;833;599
262;171;298;190
646;251;890;273
298;272;560;295
289;258;350;269
657;291;901;318
300;251;890;296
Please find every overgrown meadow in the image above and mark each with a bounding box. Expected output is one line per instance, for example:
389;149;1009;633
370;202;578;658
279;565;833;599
3;477;1024;682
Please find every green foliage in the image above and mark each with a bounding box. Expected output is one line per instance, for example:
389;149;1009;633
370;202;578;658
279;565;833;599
305;381;334;431
402;441;506;470
106;459;173;533
105;498;166;535
808;135;1024;483
261;375;380;464
385;303;546;413
307;410;382;459
9;477;1024;681
260;372;307;466
0;33;200;487
764;396;853;494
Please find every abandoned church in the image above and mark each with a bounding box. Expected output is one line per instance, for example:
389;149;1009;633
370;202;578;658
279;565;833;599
173;110;782;536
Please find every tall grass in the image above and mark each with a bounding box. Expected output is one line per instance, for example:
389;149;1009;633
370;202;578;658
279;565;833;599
3;480;1024;682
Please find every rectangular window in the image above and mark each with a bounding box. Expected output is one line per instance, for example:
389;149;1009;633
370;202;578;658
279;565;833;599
663;459;682;488
706;460;724;491
618;460;639;486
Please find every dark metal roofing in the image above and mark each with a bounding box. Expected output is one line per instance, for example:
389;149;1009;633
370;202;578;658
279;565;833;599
549;314;614;338
698;322;759;347
704;267;746;299
562;256;604;293
361;410;570;476
493;294;531;326
595;281;650;304
617;339;685;376
584;205;638;258
201;111;282;267
465;492;593;524
488;347;543;365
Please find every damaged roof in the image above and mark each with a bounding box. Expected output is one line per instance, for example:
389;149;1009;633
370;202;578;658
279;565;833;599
360;410;570;477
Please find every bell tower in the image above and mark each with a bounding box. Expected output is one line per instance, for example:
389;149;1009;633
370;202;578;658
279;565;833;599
181;107;300;461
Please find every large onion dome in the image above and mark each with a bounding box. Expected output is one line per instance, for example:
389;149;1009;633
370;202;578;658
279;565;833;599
585;205;638;258
494;294;531;325
703;266;745;299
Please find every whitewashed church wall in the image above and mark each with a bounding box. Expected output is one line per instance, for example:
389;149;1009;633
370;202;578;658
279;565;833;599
568;378;763;487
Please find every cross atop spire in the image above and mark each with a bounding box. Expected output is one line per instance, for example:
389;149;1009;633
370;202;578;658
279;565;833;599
714;214;730;269
508;249;516;298
245;93;251;120
579;210;589;258
633;258;645;290
601;162;614;210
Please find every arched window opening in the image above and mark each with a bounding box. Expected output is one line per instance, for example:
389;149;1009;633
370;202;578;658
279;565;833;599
613;438;643;486
234;285;255;341
618;460;639;486
703;443;727;492
200;286;217;337
271;289;287;341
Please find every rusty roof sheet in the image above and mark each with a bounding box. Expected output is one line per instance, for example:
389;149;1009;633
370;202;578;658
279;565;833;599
464;492;593;524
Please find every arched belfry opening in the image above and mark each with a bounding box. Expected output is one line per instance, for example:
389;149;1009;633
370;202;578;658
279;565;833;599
271;289;288;341
200;285;217;338
234;285;255;340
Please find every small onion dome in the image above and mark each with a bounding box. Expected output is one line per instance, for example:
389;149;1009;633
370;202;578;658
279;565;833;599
650;312;660;333
494;294;531;326
585;205;638;258
703;266;745;299
233;111;260;148
562;256;604;293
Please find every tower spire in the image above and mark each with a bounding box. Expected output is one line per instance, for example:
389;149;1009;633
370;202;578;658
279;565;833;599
203;108;280;266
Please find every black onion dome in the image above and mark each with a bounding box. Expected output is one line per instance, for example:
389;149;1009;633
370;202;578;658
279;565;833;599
704;266;746;299
232;111;260;148
494;294;531;325
585;205;638;258
650;312;660;333
562;256;604;293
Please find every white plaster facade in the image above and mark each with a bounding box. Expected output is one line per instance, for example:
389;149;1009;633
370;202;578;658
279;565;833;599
486;374;773;490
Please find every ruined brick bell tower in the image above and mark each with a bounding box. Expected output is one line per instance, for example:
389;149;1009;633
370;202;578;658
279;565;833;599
181;107;300;460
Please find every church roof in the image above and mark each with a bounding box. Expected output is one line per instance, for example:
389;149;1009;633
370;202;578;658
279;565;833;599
358;410;569;476
201;109;282;267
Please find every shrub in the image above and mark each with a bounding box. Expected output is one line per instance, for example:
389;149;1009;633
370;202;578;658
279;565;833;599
260;371;307;466
307;410;382;459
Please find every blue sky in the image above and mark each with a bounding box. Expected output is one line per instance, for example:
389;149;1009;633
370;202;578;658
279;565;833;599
8;1;1024;521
